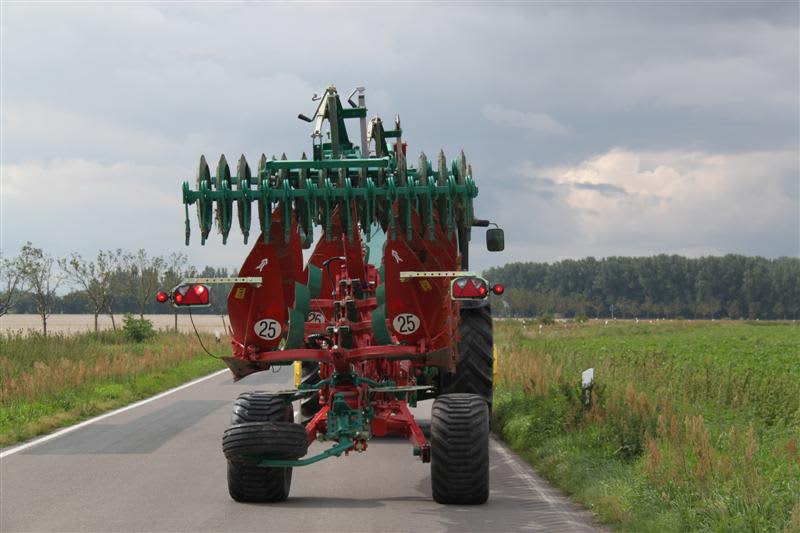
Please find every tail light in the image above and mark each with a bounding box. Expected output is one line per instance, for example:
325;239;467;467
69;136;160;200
451;276;489;300
172;283;211;307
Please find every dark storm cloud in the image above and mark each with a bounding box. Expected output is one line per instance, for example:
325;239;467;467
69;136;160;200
1;3;797;271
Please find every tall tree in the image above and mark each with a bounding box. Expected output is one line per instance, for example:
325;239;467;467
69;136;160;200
0;253;23;317
58;250;120;332
102;250;126;329
126;250;165;319
17;243;60;336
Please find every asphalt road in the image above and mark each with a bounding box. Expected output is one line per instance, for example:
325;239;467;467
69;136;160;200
1;369;603;533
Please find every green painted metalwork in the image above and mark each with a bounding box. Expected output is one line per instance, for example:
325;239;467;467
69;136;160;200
370;304;392;345
325;392;370;441
264;372;426;468
285;282;310;349
180;85;479;246
258;440;354;468
307;265;322;299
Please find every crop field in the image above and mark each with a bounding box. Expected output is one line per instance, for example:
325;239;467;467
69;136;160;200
0;328;226;446
493;319;800;532
0;313;230;336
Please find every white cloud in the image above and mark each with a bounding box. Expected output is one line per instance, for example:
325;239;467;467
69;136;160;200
531;148;799;256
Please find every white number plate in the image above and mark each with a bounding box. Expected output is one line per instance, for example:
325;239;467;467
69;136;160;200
392;313;420;335
253;319;282;340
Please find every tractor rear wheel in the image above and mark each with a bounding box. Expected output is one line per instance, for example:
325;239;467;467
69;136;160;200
299;362;321;424
225;393;305;503
430;393;490;504
440;304;494;410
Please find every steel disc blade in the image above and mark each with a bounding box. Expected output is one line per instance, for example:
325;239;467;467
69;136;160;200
236;155;252;243
456;150;468;185
455;151;470;240
296;152;312;247
257;154;270;235
436;150;449;232
417;152;432;238
215;155;233;242
418;152;428;186
196;155;213;241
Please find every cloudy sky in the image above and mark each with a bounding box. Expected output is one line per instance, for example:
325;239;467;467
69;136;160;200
2;2;798;272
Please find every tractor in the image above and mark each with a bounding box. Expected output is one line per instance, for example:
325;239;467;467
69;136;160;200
160;86;505;504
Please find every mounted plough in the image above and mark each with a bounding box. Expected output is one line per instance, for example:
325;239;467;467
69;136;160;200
159;86;505;504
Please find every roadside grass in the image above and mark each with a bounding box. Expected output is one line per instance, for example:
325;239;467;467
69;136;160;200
0;329;226;446
493;320;800;532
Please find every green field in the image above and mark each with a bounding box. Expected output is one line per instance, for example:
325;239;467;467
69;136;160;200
493;320;800;532
0;329;225;446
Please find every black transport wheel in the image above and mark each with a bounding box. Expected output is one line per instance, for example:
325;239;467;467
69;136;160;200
222;422;308;464
440;304;494;409
225;393;305;503
230;391;293;425
227;458;293;503
299;362;321;424
430;393;490;505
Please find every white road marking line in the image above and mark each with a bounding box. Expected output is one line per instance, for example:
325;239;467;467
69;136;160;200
490;436;590;529
0;369;230;459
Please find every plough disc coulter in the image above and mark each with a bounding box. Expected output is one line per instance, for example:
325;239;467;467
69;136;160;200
167;86;505;504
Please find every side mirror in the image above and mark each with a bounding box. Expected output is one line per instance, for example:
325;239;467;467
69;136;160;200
486;227;505;252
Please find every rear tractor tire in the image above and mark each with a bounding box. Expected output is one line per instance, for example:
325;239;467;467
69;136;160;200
224;392;306;503
430;393;490;505
440;304;494;410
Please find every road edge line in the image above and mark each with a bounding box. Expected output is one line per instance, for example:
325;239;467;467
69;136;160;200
490;435;595;529
0;368;229;459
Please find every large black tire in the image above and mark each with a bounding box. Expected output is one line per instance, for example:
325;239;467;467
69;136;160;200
440;305;494;409
231;391;293;425
227;459;293;503
222;422;308;464
299;362;321;424
225;393;305;503
430;393;490;504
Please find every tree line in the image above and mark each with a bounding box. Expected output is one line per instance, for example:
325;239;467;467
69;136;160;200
1;243;234;335
484;255;800;320
3;245;798;334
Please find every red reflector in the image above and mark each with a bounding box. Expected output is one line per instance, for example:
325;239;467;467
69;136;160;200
492;284;505;295
173;283;210;306
451;276;488;299
156;291;169;303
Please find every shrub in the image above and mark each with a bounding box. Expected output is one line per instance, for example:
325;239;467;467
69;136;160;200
538;313;555;325
122;314;156;343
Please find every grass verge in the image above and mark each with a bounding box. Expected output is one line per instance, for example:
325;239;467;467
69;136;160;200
493;320;800;532
0;329;226;446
